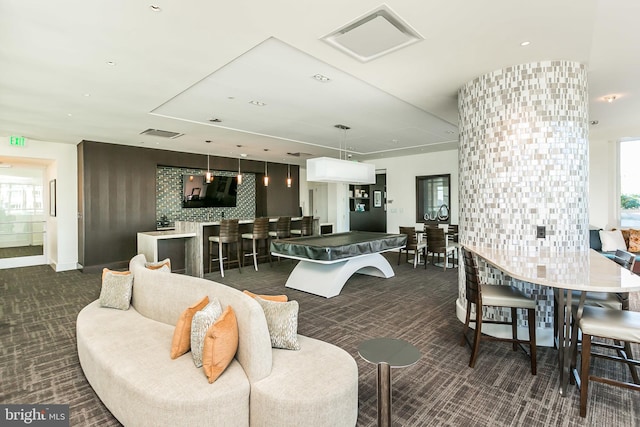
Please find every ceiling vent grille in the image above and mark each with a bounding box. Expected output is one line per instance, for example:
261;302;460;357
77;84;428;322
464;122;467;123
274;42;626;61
321;5;424;62
287;152;313;157
140;128;184;139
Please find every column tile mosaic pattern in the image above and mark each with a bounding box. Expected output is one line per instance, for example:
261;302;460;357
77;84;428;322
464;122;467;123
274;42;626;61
156;166;255;226
457;61;589;328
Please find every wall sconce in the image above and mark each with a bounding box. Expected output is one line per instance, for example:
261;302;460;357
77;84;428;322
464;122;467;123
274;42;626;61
263;161;269;187
287;164;292;188
237;158;243;185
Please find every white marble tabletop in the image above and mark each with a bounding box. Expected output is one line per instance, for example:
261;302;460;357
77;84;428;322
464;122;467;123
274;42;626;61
464;245;640;293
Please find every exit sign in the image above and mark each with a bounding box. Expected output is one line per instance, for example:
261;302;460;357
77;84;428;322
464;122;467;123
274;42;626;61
10;136;26;147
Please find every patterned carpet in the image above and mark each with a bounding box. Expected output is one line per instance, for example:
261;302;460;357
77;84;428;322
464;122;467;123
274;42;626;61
1;254;638;426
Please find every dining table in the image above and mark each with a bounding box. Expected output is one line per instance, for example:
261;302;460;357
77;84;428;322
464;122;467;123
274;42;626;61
463;244;640;396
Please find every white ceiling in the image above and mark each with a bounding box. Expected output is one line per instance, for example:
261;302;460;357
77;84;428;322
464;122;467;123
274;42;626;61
0;1;638;166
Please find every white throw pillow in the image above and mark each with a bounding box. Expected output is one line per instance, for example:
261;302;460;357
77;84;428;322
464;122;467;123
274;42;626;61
599;230;627;252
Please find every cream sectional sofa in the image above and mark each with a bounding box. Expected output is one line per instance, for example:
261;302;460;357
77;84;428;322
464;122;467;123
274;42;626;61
76;254;358;427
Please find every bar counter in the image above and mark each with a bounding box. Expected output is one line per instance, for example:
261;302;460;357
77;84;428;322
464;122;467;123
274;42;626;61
175;217;319;277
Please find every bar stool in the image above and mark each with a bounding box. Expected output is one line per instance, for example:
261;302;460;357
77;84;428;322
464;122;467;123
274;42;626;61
208;219;241;277
268;216;291;240
291;216;313;237
242;217;272;271
269;217;291;262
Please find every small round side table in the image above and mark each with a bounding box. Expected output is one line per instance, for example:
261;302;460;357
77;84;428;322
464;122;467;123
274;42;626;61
358;338;421;427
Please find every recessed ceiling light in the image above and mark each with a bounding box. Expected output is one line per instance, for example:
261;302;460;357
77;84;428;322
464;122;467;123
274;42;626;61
83;93;91;97
236;145;243;148
209;118;222;123
392;139;398;143
67;113;73;117
312;74;331;82
445;130;455;134
263;148;269;151
520;41;531;46
249;100;266;107
590;120;599;125
604;95;617;103
149;5;161;12
240;153;248;158
205;140;212;143
106;61;116;66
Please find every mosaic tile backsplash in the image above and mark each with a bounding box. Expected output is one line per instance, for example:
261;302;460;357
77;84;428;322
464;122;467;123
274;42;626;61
156;166;256;227
457;61;589;329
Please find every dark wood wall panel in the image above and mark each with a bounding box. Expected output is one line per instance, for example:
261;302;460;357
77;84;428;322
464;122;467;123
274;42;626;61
78;141;300;272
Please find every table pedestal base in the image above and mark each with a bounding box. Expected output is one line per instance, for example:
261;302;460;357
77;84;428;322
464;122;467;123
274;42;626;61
284;253;394;298
377;363;391;427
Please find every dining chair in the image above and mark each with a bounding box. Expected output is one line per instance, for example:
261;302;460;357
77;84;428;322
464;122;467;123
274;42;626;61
552;250;634;349
574;305;640;417
425;226;457;270
460;248;537;374
571;250;640;384
397;226;426;269
241;217;272;271
208;219;242;277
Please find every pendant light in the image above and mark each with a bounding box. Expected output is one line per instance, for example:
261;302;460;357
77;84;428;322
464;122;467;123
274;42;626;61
263;161;269;187
205;154;213;183
286;164;292;188
237;158;243;185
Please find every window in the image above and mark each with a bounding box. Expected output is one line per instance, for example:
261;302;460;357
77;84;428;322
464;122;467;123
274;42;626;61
416;174;450;223
620;140;640;227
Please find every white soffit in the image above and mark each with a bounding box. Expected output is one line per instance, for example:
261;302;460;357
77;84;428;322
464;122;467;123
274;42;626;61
151;37;457;156
321;5;424;62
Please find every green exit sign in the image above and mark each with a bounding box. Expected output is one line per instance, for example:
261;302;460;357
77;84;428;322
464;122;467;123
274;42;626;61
10;136;26;147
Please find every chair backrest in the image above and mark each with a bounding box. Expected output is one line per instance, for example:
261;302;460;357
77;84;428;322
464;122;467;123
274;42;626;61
399;226;418;248
300;216;313;236
614;249;635;271
462;248;480;304
218;219;239;243
275;216;291;238
252;217;270;239
425;226;447;252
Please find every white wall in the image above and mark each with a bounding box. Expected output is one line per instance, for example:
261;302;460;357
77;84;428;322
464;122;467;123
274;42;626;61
367;150;459;233
589;138;618;229
299;140;619;236
0;137;78;271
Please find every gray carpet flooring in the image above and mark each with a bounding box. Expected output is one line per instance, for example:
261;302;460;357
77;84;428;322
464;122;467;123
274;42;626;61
1;254;638;426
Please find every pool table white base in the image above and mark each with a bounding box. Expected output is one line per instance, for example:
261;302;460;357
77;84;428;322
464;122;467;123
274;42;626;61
284;253;395;298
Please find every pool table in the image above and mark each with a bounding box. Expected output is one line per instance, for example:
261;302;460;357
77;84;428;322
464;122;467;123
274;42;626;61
270;231;407;298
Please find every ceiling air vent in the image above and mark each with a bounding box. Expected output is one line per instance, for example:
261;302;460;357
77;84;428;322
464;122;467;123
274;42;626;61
287;152;313;157
140;128;184;139
321;5;424;62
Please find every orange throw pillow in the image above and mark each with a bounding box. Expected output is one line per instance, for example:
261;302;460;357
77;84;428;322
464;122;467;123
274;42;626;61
202;306;239;383
145;258;171;272
629;229;640;252
170;296;209;359
242;290;288;302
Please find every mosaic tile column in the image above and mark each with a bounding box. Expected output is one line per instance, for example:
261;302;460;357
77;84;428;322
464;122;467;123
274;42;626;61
457;61;589;342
